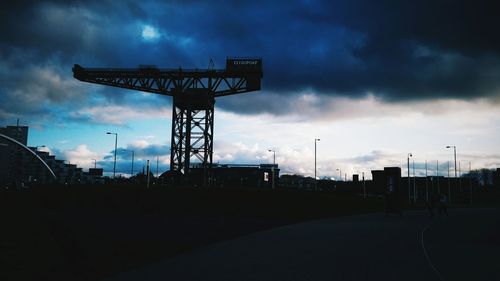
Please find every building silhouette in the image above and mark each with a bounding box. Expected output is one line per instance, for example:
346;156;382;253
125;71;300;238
163;163;280;188
0;124;102;188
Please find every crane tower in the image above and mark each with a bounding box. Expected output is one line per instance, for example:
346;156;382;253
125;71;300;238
73;58;263;180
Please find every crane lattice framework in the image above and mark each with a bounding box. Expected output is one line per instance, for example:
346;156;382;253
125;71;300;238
73;58;263;179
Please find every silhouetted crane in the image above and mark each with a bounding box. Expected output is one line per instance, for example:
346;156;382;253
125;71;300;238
73;58;262;184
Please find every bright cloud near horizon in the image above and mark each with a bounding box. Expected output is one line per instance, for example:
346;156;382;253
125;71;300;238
1;0;500;179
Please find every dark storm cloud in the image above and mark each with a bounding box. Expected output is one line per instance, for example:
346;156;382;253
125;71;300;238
1;0;500;121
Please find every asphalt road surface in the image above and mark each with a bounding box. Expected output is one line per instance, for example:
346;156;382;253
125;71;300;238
109;208;499;281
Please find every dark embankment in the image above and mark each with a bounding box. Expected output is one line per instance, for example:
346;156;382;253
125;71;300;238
1;185;385;281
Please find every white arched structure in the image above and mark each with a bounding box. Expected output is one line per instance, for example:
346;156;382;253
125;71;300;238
0;133;57;180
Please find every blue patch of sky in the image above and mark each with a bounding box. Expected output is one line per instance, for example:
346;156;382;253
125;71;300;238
29;116;171;155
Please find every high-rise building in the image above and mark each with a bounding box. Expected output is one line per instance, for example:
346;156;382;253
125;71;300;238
0;125;29;187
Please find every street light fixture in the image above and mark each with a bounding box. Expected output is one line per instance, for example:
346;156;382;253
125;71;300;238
107;132;118;178
267;149;276;190
446;146;457;178
407;153;412;203
92;158;97;169
336;168;342;181
314;138;320;191
446;145;457;205
268;149;276;165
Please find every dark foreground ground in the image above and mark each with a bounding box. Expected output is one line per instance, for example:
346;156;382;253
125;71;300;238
1;186;498;281
110;208;500;281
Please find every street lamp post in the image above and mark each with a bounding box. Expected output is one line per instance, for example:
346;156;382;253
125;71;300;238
336;168;342;181
107;132;118;178
268;149;276;190
268;149;276;165
92;158;97;169
446;145;457;204
407;153;412;203
314;138;320;191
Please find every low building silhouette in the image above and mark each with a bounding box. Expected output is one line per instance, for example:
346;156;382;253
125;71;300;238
353;174;359;182
168;163;280;188
279;174;316;189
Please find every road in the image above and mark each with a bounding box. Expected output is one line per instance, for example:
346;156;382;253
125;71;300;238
109;208;499;281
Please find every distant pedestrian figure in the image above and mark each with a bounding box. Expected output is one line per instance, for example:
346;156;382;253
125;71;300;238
428;194;437;219
438;194;449;217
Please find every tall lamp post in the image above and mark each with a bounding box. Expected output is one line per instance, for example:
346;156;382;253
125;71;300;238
268;149;276;190
92;158;97;169
446;145;457;204
407;153;412;203
336;168;342;181
268;149;276;165
107;132;118;178
314;138;320;191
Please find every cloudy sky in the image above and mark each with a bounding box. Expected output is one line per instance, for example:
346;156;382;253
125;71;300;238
1;0;499;179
